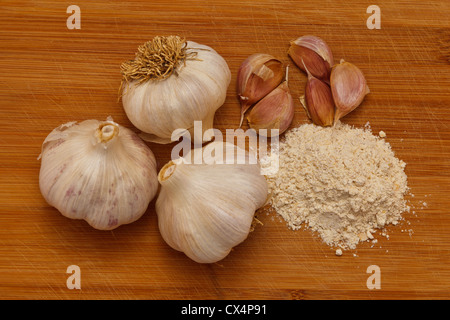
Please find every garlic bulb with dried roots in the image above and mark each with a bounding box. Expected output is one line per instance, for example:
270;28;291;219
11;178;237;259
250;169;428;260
120;36;231;144
38;117;158;230
156;142;268;263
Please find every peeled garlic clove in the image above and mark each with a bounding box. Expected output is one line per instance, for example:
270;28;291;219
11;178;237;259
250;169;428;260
288;35;333;83
237;53;284;127
246;81;295;137
121;36;231;144
156;142;268;263
38;117;158;230
301;63;335;127
331;59;370;122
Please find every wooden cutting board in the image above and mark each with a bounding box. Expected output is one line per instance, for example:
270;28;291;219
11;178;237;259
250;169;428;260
1;0;449;300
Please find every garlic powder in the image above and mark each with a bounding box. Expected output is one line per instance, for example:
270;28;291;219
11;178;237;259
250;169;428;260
266;121;410;250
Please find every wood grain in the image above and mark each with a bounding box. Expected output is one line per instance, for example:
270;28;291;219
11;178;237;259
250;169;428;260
0;0;449;300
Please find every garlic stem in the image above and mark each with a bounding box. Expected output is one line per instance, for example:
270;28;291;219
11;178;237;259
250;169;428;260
288;35;333;83
120;36;197;86
285;64;289;86
96;122;119;144
159;161;176;182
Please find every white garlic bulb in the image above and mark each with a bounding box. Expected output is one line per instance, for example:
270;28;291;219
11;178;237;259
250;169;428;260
156;142;268;263
38;117;158;230
120;36;231;144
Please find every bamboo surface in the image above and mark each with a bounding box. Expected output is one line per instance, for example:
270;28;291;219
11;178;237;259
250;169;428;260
0;0;449;300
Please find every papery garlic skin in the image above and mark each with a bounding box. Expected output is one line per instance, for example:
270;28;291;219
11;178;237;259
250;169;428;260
121;39;231;144
38;118;158;230
156;142;268;263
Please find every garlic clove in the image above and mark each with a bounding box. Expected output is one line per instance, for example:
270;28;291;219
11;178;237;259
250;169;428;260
38;118;159;230
246;81;295;137
300;61;335;127
156;142;268;263
237;53;284;127
330;59;370;123
288;35;334;83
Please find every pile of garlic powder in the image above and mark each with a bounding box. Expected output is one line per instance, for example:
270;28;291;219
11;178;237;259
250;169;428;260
265;121;410;251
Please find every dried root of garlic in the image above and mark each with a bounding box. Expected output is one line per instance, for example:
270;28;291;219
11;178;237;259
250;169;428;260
38;117;159;230
156;142;268;263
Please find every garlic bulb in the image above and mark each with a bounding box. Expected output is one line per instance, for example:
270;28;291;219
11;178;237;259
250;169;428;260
38;117;158;230
156;142;268;263
120;36;231;144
